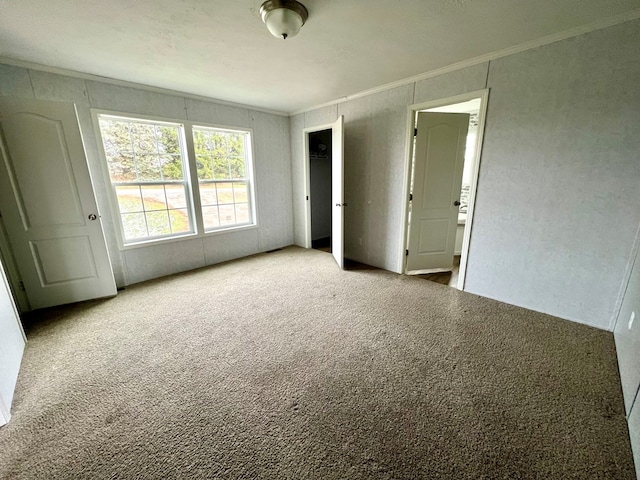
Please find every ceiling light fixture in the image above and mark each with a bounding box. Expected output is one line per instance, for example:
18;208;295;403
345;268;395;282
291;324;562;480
259;0;308;40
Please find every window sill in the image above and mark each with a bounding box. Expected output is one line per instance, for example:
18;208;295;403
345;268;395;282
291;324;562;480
203;223;259;238
119;232;199;250
118;223;258;251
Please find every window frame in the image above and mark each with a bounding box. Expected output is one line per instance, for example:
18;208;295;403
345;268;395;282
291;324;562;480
91;109;258;250
188;124;257;233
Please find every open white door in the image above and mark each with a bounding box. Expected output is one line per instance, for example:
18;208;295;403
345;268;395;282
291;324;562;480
331;116;345;269
0;257;25;426
0;98;116;310
406;112;469;273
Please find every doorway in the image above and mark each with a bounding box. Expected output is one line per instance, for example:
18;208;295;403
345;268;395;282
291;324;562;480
401;90;489;290
303;116;345;269
308;129;333;253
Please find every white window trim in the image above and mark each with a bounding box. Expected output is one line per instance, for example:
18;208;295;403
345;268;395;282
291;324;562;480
91;109;258;251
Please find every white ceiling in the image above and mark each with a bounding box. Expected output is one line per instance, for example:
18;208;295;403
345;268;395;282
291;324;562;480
1;1;639;114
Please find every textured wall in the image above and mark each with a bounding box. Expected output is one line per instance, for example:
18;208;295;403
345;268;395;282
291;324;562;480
0;65;293;287
465;19;640;329
413;63;489;105
290;113;306;246
289;65;487;271
289;18;640;331
337;85;414;268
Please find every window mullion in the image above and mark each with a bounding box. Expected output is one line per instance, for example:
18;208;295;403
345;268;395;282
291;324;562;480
139;185;150;237
182;123;205;236
153;125;164;182
246;134;256;227
127;123;140;182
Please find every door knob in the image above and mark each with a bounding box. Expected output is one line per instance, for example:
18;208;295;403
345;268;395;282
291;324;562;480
454;201;461;207
335;203;342;207
88;214;98;221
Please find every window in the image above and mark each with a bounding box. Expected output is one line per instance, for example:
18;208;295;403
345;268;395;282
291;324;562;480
97;116;193;242
95;113;255;246
192;127;252;230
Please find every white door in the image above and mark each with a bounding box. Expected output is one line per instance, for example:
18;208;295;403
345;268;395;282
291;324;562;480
406;112;469;273
0;98;116;310
0;257;25;426
331;116;345;268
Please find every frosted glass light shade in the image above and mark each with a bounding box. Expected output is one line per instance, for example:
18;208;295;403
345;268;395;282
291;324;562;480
260;1;308;40
264;8;303;39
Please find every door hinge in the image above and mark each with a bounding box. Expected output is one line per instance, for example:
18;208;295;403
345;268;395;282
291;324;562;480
414;128;418;137
18;281;25;292
409;193;413;202
405;249;409;256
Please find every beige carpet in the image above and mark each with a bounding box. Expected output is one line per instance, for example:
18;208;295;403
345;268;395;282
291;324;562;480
0;247;634;479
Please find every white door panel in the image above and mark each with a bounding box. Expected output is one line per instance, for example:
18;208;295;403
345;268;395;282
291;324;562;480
0;257;25;426
331;116;344;269
0;98;116;309
407;112;469;273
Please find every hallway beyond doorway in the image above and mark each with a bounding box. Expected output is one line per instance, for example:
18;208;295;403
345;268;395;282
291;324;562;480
417;255;460;287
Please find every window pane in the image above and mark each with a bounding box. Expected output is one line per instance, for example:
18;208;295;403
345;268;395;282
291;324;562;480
100;120;131;157
131;123;157;153
235;203;249;224
228;134;245;157
210;133;227;156
217;183;234;204
196;155;212;180
136;154;162;181
99;118;184;184
191;126;253;232
161;154;183;180
141;185;167;211
169;209;190;233
165;184;188;209
146;210;171;237
199;183;218;206
122;212;148;240
192;130;209;155
157;126;180;154
219;204;236;226
232;182;248;203
202;206;220;230
213;156;230;180
115;186;143;212
98;115;195;244
107;153;136;182
229;157;245;178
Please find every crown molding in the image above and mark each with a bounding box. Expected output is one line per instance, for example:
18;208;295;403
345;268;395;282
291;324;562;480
289;8;640;116
0;57;289;117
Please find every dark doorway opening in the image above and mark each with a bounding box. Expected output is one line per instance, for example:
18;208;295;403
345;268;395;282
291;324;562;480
308;129;332;253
